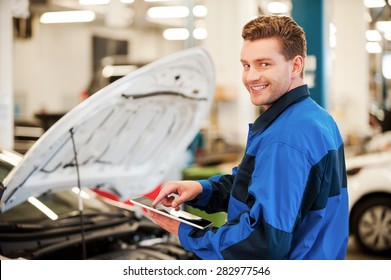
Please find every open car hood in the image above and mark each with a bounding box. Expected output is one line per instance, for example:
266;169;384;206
0;47;215;212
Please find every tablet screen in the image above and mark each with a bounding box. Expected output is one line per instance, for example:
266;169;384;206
130;196;213;230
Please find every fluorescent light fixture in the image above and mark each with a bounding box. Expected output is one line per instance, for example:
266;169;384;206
102;65;138;78
383;54;391;79
0;152;22;166
28;197;58;220
147;6;189;19
79;0;109;4
40;10;96;24
193;5;207;17
365;42;382;53
72;187;91;199
79;0;134;3
145;0;178;2
163;28;189;40
267;1;290;14
79;0;134;4
384;32;391;41
364;0;386;8
366;30;382;41
193;27;207;40
376;21;391;33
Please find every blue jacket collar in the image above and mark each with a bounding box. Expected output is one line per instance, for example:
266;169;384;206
252;84;310;135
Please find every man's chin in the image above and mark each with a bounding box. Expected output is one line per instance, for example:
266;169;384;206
250;97;266;107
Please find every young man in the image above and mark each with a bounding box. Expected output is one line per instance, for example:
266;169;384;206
148;15;349;260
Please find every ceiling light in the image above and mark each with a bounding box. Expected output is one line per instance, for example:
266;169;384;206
147;6;189;19
193;27;207;40
28;197;58;220
40;10;96;24
365;42;382;53
102;65;138;78
79;0;134;4
72;187;91;199
363;0;386;8
145;0;178;2
0;152;21;166
79;0;110;4
193;5;207;17
267;1;290;14
376;21;391;33
163;28;189;40
366;30;382;41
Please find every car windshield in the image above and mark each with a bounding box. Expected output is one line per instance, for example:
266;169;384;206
0;161;13;182
0;188;115;223
0;149;129;226
0;149;21;181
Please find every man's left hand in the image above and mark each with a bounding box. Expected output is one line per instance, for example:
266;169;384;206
146;210;180;236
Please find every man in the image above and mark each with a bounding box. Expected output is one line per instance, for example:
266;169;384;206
148;15;349;260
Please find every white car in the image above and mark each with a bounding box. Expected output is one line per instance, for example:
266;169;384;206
0;47;215;259
347;133;391;256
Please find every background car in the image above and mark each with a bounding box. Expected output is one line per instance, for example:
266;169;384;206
347;132;391;256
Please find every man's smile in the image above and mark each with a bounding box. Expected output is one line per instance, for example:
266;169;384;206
251;84;269;92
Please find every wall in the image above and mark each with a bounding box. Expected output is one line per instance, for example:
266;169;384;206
14;18;90;118
0;0;13;149
330;0;370;141
13;16;183;119
202;0;258;146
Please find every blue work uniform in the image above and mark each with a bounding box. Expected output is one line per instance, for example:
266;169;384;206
178;85;349;260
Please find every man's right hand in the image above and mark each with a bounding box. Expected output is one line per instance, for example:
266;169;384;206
152;180;203;211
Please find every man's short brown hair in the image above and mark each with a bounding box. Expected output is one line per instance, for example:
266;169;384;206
242;15;307;62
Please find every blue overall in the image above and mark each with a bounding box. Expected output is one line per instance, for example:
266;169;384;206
178;85;349;260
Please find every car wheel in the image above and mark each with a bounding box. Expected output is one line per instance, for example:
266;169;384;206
351;196;391;255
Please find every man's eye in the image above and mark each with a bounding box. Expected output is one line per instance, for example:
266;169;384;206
260;63;269;67
242;64;250;69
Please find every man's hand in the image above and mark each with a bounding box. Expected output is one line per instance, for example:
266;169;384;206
152;180;203;210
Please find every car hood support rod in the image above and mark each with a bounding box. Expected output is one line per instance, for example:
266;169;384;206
70;127;87;260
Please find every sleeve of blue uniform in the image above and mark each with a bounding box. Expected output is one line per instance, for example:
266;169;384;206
185;167;238;213
178;142;312;259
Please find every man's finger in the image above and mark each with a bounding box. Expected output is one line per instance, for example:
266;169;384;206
152;184;176;207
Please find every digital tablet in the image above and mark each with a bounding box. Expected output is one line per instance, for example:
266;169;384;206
130;196;213;230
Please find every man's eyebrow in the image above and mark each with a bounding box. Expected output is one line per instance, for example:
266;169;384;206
240;58;272;63
255;57;272;61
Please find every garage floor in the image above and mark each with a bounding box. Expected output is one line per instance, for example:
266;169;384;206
346;236;390;260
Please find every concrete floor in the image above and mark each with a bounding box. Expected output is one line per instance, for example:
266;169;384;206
345;236;390;260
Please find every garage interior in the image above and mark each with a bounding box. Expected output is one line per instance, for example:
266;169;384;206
0;0;390;260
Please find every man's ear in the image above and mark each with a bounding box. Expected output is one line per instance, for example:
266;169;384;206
292;55;304;77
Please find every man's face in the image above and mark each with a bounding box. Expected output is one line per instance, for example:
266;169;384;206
240;37;298;110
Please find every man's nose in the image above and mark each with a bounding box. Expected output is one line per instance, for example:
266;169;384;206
246;67;261;82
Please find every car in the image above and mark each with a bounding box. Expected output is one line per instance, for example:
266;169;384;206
0;148;198;260
0;47;215;260
347;132;391;256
